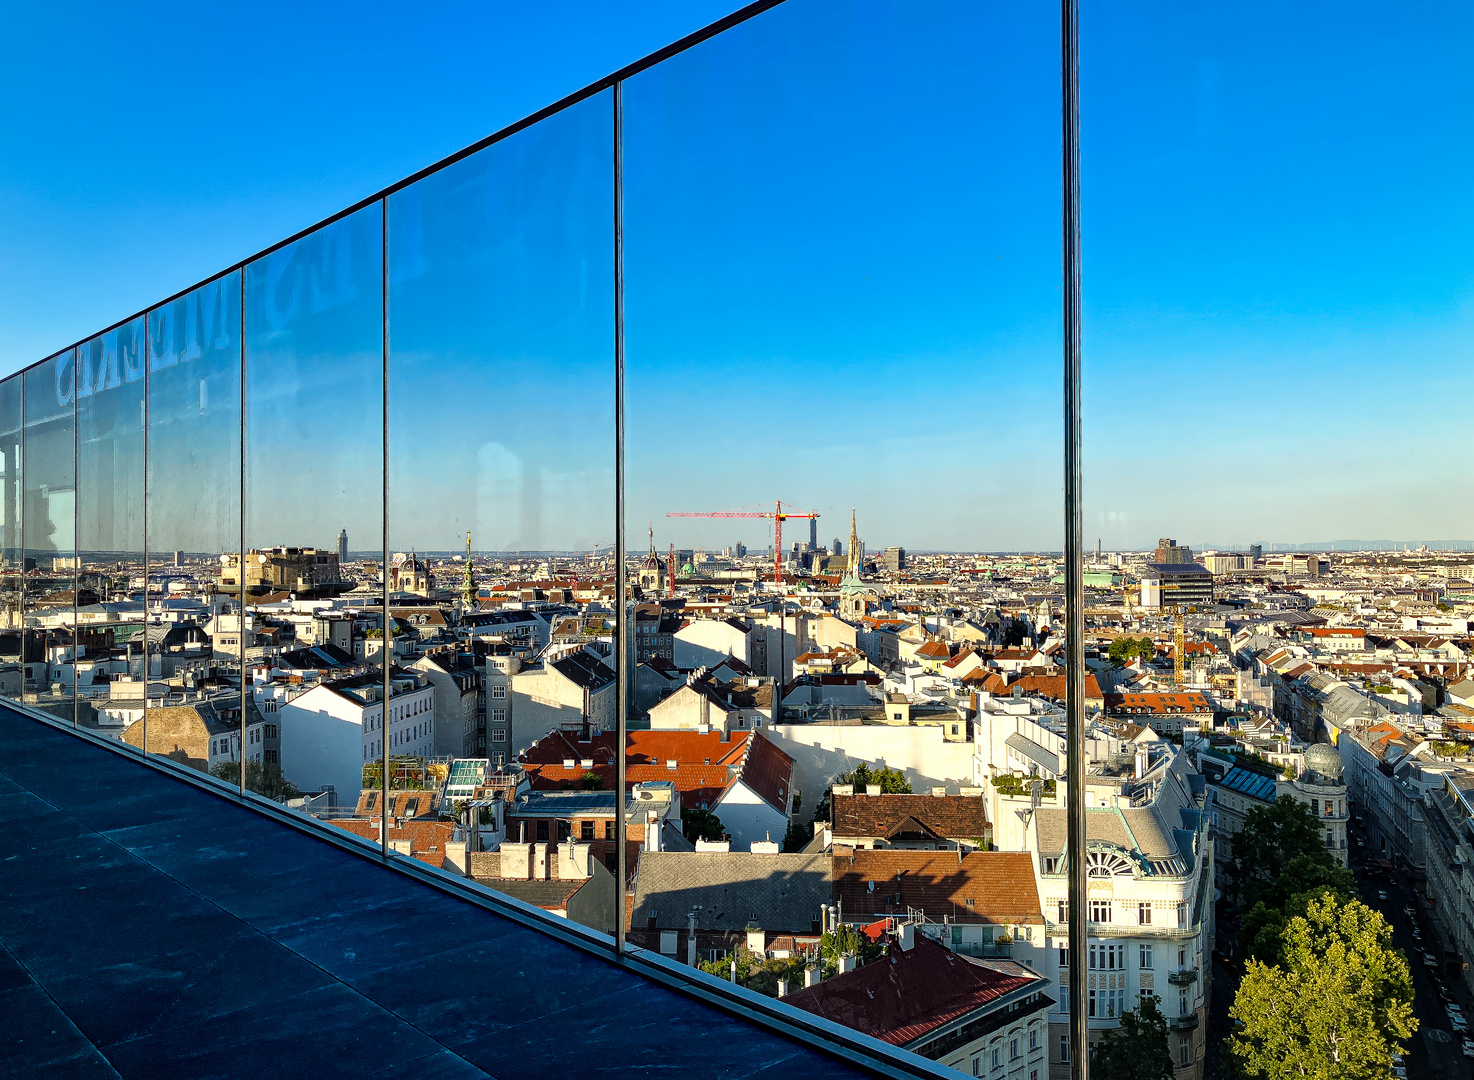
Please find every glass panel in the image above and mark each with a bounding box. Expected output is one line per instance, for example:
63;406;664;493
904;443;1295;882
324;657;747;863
623;0;1059;1045
23;352;78;723
146;272;244;785
245;206;383;813
0;376;22;683
76;322;146;742
1082;6;1470;1073
387;90;616;922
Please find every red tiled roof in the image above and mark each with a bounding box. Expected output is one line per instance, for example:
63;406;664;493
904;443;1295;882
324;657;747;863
832;850;1042;925
831;794;990;842
330;818;455;866
980;672;1102;702
783;938;1041;1048
519;728;792;813
1103;691;1213;714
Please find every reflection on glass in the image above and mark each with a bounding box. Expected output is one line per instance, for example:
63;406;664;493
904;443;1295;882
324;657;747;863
622;1;1059;1068
0;376;21;676
22;353;77;723
245;206;383;815
146;272;245;785
75;323;145;745
387;89;615;922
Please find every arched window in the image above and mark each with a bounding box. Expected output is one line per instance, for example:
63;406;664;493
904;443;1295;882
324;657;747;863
1085;849;1134;878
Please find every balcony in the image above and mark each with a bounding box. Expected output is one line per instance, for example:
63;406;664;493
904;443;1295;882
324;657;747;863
0;701;918;1079
1167;967;1199;985
1169;1013;1201;1032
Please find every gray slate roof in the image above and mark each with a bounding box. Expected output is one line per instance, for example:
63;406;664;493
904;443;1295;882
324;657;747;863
632;851;831;933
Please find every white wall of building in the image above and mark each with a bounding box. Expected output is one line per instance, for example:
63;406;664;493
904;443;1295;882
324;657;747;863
768;723;977;805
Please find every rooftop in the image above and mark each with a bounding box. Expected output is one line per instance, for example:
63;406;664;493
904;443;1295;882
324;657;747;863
0;701;927;1079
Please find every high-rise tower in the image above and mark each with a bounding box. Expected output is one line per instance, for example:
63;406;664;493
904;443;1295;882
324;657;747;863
337;528;348;565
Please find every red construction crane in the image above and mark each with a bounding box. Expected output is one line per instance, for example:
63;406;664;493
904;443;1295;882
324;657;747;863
666;501;819;584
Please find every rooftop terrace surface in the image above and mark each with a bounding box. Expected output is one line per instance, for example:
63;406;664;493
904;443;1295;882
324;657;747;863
0;703;870;1080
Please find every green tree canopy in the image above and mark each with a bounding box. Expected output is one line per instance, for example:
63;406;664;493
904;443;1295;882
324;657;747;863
814;763;912;823
1240;854;1357;967
1230;796;1333;906
579;771;605;790
681;806;726;843
697;948;808;997
1229;894;1416;1080
818;925;883;976
1090;995;1174;1080
1108;635;1156;666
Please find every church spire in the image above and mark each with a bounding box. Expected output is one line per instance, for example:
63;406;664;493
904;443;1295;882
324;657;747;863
847;508;861;576
461;531;476;608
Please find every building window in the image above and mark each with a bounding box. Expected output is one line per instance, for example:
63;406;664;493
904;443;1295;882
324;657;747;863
1010;1037;1019;1060
1178;1035;1192;1067
266;749;278;763
1088;989;1096;1018
1138;902;1152;925
536;820;548;841
605;820;615;841
1057;900;1067;923
1089;899;1111;923
1140;944;1153;969
1028;1027;1038;1052
493;730;507;742
492;685;506;698
990;1046;1000;1069
1060;1035;1069;1063
581;820;595;841
492;709;506;723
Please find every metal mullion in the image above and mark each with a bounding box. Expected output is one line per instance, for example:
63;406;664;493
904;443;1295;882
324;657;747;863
613;80;629;959
1062;0;1087;1077
71;350;78;726
142;320;150;758
240;271;248;796
381;196;391;859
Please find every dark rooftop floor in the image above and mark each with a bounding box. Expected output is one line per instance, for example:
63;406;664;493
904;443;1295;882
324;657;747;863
0;703;880;1080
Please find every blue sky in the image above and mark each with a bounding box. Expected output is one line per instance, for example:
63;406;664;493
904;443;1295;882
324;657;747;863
1;1;1470;553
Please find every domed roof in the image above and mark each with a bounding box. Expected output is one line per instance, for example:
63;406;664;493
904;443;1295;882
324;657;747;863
642;551;664;572
1304;742;1343;779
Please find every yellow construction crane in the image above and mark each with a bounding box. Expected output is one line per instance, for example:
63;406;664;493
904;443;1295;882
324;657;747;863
1172;606;1187;688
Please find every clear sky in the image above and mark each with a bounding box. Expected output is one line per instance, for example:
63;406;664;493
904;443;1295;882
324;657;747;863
1;0;1470;554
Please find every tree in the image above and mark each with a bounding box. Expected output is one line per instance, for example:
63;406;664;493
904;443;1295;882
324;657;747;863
1229;797;1332;906
1090;995;1174;1080
579;771;605;790
1108;635;1156;667
1240;855;1356;967
813;763;912;823
698;948;808;997
210;759;301;801
1229;894;1417;1080
818;925;883;975
681;806;726;842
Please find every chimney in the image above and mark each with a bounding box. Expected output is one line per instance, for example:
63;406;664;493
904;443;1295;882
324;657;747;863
805;964;821;988
532;842;548;880
840;954;858;974
776;976;789;997
645;810;663;853
865;784;882;797
1135;746;1148;780
899;923;915;951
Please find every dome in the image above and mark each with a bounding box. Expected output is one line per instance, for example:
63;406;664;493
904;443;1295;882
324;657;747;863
1303;742;1343;780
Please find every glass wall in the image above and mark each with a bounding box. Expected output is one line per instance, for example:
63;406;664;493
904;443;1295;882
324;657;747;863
245;206;384;809
22;351;77;721
24;0;1439;1074
387;89;617;919
620;8;1059;1071
146;273;243;779
76;322;145;743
